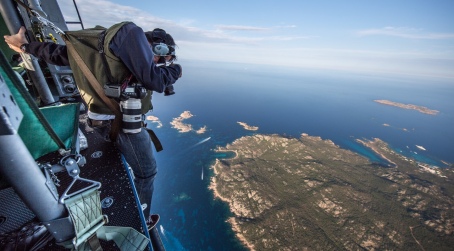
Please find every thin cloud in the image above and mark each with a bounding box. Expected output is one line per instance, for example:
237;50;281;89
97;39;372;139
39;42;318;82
215;24;297;31
265;35;317;41
58;0;262;44
357;27;454;39
195;29;312;43
57;0;308;45
215;25;269;31
274;25;297;29
58;0;173;29
55;0;453;79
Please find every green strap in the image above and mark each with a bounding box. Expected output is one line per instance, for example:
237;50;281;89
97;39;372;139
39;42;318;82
96;226;149;251
60;226;149;251
60;187;149;251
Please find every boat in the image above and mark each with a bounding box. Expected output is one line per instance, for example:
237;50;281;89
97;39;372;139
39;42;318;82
416;145;426;151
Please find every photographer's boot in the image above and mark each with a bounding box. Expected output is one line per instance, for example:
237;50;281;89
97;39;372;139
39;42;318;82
146;214;160;231
0;220;53;251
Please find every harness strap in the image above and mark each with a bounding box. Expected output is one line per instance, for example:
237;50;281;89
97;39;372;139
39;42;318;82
58;187;149;251
62;35;122;141
98;31;115;84
145;128;163;152
13;0;33;14
87;234;103;251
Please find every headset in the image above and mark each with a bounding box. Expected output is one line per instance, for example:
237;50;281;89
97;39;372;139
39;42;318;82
146;28;176;56
152;43;169;56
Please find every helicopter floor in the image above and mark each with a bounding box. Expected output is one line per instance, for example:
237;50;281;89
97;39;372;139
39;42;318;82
3;114;151;251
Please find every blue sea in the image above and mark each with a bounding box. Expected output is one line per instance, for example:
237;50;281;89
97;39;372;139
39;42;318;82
147;60;454;250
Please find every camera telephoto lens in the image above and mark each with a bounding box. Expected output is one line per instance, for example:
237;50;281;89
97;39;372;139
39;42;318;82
120;98;142;133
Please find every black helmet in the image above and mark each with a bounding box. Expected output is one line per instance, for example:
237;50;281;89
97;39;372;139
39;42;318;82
145;28;167;44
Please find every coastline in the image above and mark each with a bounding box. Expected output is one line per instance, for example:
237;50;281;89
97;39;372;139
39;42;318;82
356;138;397;167
208;134;454;250
214;147;239;160
227;217;256;251
209;157;255;251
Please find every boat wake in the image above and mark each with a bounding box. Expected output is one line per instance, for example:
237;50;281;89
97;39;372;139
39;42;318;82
193;137;211;147
160;225;167;240
176;137;212;157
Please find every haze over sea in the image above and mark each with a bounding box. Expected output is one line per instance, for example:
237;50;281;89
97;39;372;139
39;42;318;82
148;60;453;250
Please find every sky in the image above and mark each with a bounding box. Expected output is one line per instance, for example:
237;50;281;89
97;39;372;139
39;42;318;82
56;0;454;80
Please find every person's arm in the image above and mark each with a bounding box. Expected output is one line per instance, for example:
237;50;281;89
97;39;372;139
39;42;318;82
4;26;70;66
27;42;69;66
109;23;182;93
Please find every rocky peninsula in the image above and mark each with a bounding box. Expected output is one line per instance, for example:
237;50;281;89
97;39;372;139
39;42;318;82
210;134;454;250
374;99;439;115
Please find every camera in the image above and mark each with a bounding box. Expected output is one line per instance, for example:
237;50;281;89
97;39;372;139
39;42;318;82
104;83;147;100
156;64;176;96
164;85;175;96
104;83;147;133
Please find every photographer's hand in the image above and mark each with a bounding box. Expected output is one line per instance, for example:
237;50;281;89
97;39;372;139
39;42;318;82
4;27;28;53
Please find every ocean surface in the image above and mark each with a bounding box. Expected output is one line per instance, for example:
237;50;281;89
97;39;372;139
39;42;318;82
146;60;454;250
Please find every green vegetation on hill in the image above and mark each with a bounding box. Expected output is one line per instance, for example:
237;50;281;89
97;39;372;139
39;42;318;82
210;134;454;251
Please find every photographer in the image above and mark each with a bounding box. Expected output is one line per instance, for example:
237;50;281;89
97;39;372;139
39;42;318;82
145;28;178;96
4;22;182;228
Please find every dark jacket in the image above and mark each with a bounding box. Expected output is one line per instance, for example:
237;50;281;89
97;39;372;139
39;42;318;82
26;22;181;114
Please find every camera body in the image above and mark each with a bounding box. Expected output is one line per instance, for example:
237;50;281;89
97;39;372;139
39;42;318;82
104;83;147;100
164;84;175;96
104;82;147;133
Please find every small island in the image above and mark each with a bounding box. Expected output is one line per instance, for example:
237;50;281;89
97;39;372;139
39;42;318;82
237;121;259;131
210;134;454;250
170;110;207;134
374;100;439;115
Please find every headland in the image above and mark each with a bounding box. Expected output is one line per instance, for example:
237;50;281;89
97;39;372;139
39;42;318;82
210;133;454;250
